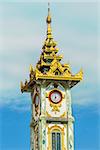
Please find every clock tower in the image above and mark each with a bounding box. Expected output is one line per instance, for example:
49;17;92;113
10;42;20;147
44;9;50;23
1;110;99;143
21;4;83;150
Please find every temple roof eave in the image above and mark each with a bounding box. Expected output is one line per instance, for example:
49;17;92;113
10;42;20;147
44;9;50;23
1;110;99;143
43;54;63;60
35;75;83;81
44;48;59;53
21;69;83;92
21;77;82;93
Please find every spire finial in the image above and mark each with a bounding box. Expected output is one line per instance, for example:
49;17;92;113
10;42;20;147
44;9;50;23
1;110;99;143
48;2;50;14
46;2;52;38
46;2;51;24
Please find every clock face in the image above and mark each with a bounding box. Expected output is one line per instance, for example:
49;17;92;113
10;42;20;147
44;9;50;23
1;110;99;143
49;90;62;104
34;94;39;107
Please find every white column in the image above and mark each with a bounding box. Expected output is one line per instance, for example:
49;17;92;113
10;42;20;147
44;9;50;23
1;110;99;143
68;116;74;150
30;127;34;150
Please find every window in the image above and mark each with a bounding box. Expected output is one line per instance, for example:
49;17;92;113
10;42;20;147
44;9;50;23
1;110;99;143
55;70;61;75
52;132;61;150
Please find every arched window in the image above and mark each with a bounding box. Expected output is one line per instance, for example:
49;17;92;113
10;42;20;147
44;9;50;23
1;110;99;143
47;125;64;150
52;131;61;150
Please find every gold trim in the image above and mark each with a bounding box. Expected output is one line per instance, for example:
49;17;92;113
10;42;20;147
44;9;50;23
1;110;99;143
50;102;61;112
35;60;83;80
46;111;66;118
60;112;66;118
46;111;52;117
43;53;63;60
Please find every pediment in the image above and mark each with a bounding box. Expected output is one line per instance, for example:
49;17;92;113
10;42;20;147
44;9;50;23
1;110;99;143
47;59;69;76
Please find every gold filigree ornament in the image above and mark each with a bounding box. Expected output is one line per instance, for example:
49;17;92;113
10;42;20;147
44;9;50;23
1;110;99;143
46;111;52;117
50;101;61;112
60;112;66;118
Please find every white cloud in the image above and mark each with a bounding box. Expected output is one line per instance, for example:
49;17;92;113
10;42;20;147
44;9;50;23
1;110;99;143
0;92;31;111
72;85;99;106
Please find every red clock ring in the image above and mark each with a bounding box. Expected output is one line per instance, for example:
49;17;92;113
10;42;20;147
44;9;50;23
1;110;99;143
49;89;62;104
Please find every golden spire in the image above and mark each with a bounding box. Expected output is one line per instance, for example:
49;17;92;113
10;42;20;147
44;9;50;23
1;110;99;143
46;3;52;39
20;3;83;93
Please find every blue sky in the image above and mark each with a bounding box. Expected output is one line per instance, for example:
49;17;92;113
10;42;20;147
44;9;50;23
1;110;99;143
0;1;99;150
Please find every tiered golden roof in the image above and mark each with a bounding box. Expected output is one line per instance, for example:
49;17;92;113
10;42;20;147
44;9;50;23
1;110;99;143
21;5;83;93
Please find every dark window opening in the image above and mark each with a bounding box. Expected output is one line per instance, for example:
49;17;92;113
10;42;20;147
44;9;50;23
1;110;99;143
52;132;61;150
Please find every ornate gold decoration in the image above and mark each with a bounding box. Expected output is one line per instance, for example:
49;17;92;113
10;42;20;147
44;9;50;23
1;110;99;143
43;52;63;60
46;111;66;118
60;112;66;118
20;0;83;93
29;64;34;73
50;102;62;112
46;111;52;117
20;81;24;89
47;125;66;150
